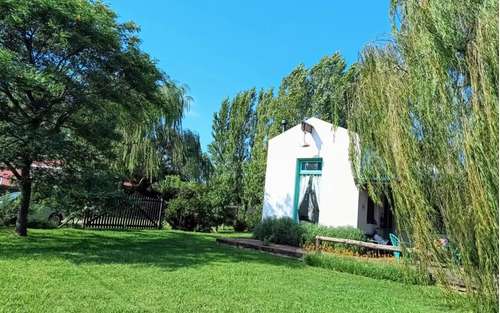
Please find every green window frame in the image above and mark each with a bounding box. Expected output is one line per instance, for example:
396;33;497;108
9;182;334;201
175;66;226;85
293;158;323;222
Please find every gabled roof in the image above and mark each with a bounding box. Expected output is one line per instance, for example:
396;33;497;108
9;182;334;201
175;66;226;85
269;117;347;143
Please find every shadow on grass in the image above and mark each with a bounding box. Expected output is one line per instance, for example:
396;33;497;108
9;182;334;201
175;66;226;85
0;227;304;272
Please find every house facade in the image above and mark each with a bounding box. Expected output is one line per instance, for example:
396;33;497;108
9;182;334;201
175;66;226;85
0;161;62;189
262;117;396;236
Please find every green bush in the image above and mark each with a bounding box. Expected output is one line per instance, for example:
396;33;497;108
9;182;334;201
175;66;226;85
233;215;247;232
244;206;263;231
252;217;369;251
300;223;368;253
252;217;302;246
303;252;430;285
27;219;58;229
162;180;213;232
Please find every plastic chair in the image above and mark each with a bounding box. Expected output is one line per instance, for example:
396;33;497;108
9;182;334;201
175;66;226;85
389;233;401;264
444;241;462;265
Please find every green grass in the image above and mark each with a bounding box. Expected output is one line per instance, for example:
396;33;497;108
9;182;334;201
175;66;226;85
0;227;459;313
304;252;429;285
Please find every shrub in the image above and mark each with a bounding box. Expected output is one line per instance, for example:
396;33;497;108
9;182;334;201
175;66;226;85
233;215;247;232
252;217;370;252
211;205;237;231
27;219;58;229
244;206;263;231
300;223;368;253
163;181;213;232
252;217;302;246
303;252;430;285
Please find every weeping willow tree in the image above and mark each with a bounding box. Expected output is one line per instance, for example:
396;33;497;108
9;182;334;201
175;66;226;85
118;81;193;179
348;0;498;310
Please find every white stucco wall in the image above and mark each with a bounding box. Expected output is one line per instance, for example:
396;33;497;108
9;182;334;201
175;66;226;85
262;118;361;228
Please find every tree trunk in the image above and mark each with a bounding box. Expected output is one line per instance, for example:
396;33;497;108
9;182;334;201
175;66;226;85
15;165;32;236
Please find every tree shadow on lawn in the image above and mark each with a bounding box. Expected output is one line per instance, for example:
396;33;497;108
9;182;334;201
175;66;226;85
0;228;304;272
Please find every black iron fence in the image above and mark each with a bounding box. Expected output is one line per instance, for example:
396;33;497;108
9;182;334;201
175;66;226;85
82;194;164;229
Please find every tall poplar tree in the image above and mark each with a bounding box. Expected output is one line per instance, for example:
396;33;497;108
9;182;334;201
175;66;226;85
208;89;256;213
243;88;275;226
209;53;354;228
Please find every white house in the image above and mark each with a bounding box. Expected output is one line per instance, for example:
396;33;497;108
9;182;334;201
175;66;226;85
262;117;396;236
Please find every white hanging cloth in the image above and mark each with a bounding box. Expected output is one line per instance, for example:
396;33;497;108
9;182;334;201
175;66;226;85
297;175;310;216
310;175;321;223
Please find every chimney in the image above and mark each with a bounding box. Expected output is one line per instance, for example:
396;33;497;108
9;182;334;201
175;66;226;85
281;119;288;133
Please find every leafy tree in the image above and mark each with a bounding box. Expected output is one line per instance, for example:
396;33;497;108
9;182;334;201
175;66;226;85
118;82;192;180
243;54;354;227
32;155;125;222
208;89;256;225
267;52;353;138
273;63;311;131
154;175;213;232
164;129;213;182
309;55;359;127
208;98;231;171
207;98;231;208
243;88;275;228
208;53;355;229
0;0;173;236
348;0;498;309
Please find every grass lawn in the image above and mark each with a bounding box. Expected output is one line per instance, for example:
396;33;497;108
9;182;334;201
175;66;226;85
0;227;458;313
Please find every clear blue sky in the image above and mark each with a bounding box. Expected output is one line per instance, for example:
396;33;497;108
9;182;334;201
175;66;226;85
105;1;392;151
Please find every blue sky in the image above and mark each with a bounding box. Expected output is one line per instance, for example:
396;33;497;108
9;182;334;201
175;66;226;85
105;1;392;151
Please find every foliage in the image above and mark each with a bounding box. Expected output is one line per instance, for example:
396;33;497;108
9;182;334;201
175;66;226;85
242;88;274;228
300;223;368;253
154;174;184;192
0;0;180;236
118;90;213;184
348;0;498;309
118;83;191;180
0;192;19;225
26;219;58;229
209;53;355;228
269;52;353;133
208;89;256;227
252;217;303;247
0;228;457;313
243;207;262;231
155;176;213;232
252;217;368;253
265;52;354;140
209;89;256;203
303;252;429;285
232;213;247;232
31;159;125;219
164;130;213;182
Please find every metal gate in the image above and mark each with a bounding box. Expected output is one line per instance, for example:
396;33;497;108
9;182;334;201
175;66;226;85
83;194;164;229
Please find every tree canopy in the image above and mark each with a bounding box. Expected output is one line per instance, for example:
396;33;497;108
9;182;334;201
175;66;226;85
0;0;184;235
348;0;498;309
208;53;354;228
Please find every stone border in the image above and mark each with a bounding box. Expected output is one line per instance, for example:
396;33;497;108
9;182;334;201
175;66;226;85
216;238;304;260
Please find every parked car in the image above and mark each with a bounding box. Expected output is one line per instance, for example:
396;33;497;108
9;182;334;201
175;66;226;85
0;192;64;226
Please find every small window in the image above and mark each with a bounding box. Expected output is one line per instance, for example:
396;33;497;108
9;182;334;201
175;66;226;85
301;161;322;171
